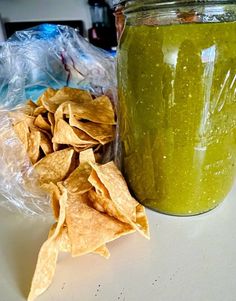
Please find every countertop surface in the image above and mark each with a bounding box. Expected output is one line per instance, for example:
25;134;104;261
1;185;236;301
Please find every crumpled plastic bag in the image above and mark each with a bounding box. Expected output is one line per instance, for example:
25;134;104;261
0;24;117;216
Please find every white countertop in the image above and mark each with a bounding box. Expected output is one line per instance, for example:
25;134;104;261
1;185;236;301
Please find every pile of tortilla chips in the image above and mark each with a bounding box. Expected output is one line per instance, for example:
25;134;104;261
11;87;115;165
10;87;149;301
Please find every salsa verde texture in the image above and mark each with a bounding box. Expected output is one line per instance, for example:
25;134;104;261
118;21;236;215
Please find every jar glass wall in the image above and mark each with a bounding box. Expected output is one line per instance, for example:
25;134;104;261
117;1;236;216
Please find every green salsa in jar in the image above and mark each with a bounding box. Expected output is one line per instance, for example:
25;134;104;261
117;1;236;215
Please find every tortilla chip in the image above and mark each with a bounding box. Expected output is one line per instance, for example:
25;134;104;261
33;106;47;117
48;112;58;151
68;105;115;145
66;193;134;257
48;224;71;253
34;148;74;185
25;100;38;115
89;162;150;239
39;87;92;114
88;188;114;214
50;87;93;104
63;149;96;195
73;145;94;153
28;130;41;164
37;87;57;110
90;162;137;220
63;162;92;195
34;115;51;132
28;188;67;301
93;245;110;259
53;143;60;152
48;223;109;258
47;112;55;134
10;111;35;127
39;131;53;155
61;96;116;125
13;121;29;149
52;119;97;146
79;148;96;164
41;182;61;220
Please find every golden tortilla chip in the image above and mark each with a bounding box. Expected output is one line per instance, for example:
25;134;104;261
10;111;35;127
89;162;150;239
47;112;59;151
61;96;116;125
59;226;71;253
13;121;29;149
39;87;92;114
63;149;95;195
25;100;38;115
88;188;114;214
33;106;47;117
34;148;74;185
90;162;137;220
48;224;71;253
37;87;57;109
47;112;55;134
68;105;115;145
24;116;36;128
28;188;67;301
28;130;41;164
64;162;92;195
48;223;109;258
39;131;53;155
50;87;93;104
79;148;95;164
73;145;94;153
53;143;60;152
94;245;110;259
34;115;51;132
66;193;134;257
41;182;60;220
52;119;97;146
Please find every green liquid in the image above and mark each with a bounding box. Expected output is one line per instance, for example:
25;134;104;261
118;22;236;215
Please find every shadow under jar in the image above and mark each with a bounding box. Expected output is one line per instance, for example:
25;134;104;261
117;0;236;216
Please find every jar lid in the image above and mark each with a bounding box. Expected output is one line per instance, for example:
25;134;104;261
113;0;234;7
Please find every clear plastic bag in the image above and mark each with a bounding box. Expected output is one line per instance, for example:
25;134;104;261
0;24;116;216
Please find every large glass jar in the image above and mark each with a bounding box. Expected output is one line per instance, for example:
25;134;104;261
117;0;236;216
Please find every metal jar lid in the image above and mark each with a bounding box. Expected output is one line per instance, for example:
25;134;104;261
113;0;235;7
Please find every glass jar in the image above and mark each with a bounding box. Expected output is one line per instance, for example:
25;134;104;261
117;0;236;216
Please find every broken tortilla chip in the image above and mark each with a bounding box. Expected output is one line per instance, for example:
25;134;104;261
13;120;29;149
